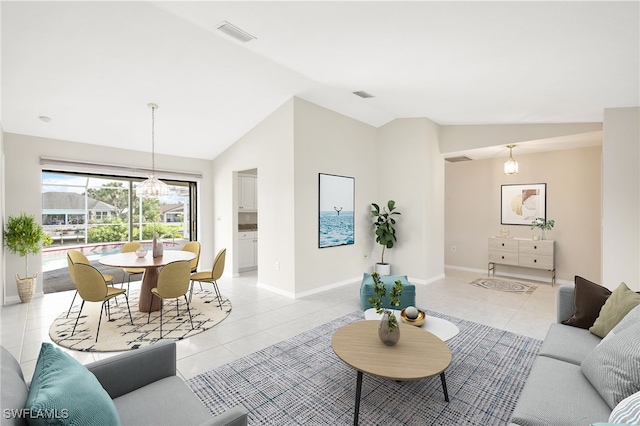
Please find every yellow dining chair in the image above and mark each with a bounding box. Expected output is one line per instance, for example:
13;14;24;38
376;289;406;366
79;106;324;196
189;248;226;309
71;262;133;342
182;241;201;273
120;241;145;292
66;249;115;318
147;260;193;338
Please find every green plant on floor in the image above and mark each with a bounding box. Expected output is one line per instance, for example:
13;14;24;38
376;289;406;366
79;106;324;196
368;271;403;331
4;212;53;279
371;200;401;264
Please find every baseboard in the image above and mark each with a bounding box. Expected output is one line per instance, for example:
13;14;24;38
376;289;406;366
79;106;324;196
445;264;571;286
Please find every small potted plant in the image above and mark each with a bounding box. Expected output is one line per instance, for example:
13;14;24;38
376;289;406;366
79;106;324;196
371;200;401;275
369;271;403;346
4;212;53;302
530;217;555;240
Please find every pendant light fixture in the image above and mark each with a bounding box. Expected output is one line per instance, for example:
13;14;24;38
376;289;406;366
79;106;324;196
504;144;519;175
136;103;170;198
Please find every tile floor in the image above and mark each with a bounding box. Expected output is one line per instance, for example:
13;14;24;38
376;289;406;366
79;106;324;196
0;268;558;382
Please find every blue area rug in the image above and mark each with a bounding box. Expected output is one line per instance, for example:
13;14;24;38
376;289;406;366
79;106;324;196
187;310;543;425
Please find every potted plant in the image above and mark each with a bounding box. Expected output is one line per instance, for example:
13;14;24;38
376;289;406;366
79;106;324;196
368;271;403;346
4;212;53;302
371;200;401;275
530;217;555;240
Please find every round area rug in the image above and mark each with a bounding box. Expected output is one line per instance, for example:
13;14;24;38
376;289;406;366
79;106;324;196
49;288;231;352
470;277;537;294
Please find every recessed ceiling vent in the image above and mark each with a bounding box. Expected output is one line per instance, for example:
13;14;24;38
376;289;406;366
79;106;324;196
445;156;472;163
216;21;256;43
353;91;375;99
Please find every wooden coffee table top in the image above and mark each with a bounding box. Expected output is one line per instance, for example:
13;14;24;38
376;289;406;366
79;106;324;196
331;320;452;381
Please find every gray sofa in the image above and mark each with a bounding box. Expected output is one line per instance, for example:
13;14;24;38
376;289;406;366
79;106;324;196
1;340;247;426
509;283;611;425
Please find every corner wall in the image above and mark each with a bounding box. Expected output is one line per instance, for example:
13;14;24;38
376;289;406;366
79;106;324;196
602;107;640;291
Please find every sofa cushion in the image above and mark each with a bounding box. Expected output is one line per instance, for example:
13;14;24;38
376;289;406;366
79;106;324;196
537;323;602;365
1;346;29;426
360;273;416;310
509;356;611;426
590;282;640;338
581;323;640;409
112;376;212;426
562;276;611;329
609;390;640;424
26;343;120;426
602;304;640;345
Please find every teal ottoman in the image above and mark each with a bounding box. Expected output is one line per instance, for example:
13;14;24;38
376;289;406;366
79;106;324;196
360;273;416;310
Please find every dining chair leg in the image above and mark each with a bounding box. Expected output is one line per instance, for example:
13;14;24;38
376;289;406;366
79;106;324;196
147;296;154;324
212;281;223;310
159;304;163;339
188;281;195;304
66;291;78;318
96;302;106;342
71;300;86;336
123;294;134;325
184;295;194;330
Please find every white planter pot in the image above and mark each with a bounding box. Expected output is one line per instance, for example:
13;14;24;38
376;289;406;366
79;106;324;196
375;263;391;276
16;273;37;303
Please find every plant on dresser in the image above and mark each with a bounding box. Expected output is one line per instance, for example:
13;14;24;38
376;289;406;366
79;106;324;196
530;217;555;240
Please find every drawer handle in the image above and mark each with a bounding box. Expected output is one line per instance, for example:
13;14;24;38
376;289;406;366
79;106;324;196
501;243;505;247
501;256;505;259
534;259;537;263
534;245;537;249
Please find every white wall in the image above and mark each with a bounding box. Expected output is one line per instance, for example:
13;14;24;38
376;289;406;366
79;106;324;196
602;107;640;291
2;133;214;303
211;99;297;294
1;126;5;307
377;118;445;283
292;98;378;294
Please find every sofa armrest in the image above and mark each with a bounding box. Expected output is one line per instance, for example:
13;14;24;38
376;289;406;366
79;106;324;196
557;283;575;323
86;340;176;399
199;406;248;426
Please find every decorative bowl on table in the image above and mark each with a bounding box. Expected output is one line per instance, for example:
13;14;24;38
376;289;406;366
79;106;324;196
135;247;148;258
400;308;426;327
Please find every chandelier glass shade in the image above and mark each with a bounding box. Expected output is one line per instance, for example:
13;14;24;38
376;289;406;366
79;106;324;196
136;103;170;198
504;144;519;175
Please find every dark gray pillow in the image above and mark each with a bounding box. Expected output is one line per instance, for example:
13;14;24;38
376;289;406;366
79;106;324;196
581;323;640;409
562;276;611;329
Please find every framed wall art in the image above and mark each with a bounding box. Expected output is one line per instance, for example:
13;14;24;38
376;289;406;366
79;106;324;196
318;173;354;248
501;183;546;225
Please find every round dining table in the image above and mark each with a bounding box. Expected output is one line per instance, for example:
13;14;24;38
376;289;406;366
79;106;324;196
99;250;196;312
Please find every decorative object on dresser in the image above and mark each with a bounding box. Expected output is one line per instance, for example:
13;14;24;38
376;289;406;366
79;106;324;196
530;217;555;240
371;200;401;275
488;236;555;284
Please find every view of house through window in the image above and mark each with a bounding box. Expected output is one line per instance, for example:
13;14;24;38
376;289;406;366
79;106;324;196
42;171;196;293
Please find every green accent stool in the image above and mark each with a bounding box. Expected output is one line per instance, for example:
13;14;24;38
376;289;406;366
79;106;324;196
360;273;416;310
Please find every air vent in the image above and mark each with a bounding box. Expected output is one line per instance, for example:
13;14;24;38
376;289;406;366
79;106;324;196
216;21;256;43
445;156;472;163
353;91;375;99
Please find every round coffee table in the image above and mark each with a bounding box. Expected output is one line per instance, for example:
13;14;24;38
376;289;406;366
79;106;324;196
332;320;452;425
364;308;460;341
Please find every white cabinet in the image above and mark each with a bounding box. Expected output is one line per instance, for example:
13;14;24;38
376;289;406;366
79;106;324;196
488;237;555;284
238;231;258;270
238;176;257;211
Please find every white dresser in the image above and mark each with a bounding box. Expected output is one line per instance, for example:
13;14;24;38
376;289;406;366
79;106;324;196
488;237;555;284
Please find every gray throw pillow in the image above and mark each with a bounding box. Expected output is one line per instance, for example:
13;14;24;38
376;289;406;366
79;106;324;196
581;323;640;409
601;304;640;344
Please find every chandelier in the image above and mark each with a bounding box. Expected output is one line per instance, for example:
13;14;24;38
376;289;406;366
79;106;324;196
136;103;170;198
504;144;519;175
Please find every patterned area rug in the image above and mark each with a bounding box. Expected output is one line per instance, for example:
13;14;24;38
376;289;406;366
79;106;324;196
188;310;542;425
470;277;537;294
49;288;231;352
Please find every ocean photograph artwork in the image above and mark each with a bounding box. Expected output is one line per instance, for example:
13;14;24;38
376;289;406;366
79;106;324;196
319;210;354;248
319;173;355;248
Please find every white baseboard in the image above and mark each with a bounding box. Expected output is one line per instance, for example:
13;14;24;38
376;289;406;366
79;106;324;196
445;264;571;286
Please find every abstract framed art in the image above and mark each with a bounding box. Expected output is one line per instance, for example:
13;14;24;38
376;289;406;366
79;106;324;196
318;173;354;248
501;183;546;225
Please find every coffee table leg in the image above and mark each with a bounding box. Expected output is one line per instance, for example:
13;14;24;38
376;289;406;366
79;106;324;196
354;371;363;426
440;372;449;402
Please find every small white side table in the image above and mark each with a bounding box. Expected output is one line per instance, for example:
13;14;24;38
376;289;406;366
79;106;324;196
364;308;460;342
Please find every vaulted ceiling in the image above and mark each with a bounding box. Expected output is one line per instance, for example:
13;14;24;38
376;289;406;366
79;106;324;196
2;1;638;160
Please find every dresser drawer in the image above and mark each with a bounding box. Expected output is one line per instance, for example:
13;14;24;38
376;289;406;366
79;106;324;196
488;250;519;266
488;238;519;252
519;240;554;256
519;253;554;270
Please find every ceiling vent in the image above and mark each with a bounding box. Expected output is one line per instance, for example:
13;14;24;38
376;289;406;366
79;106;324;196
353;91;375;99
445;156;472;163
216;21;256;43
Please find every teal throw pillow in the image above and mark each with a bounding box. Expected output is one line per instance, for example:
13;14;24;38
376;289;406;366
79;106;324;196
26;343;120;426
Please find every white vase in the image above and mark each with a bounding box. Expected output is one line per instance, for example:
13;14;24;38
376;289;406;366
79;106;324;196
135;246;148;258
378;311;400;346
375;263;391;276
16;273;36;303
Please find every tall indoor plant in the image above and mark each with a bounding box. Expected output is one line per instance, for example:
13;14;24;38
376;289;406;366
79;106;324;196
368;271;403;346
4;212;53;302
371;200;401;275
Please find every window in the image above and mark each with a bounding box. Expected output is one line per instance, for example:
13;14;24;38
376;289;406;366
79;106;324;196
42;171;196;248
